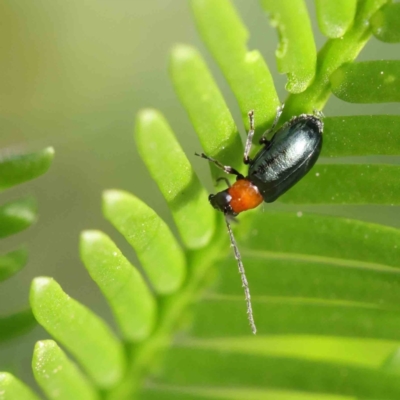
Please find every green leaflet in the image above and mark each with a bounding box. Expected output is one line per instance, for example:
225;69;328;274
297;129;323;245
237;212;400;268
0;197;37;238
315;0;357;38
0;147;54;191
280;164;400;204
193;261;400;339
102;190;186;295
169;44;243;172
0;372;40;400
152;346;400;399
191;0;279;136
382;347;400;372
177;336;398;369
32;340;99;400
260;0;317;93
80;230;157;341
141;386;353;400
322;116;400;156
0;309;36;343
217;257;400;307
282;0;387;118
0;248;28;282
371;2;400;43
194;298;400;338
135;109;215;249
30;277;125;389
330;60;400;103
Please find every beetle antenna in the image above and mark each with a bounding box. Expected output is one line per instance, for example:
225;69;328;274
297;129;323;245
225;216;257;334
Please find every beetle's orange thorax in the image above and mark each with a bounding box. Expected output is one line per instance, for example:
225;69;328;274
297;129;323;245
228;179;263;214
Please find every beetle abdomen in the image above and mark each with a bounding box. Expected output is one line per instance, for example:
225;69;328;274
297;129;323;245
248;114;323;203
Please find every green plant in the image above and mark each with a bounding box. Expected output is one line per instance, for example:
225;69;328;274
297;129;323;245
1;0;400;399
0;147;54;344
0;147;54;398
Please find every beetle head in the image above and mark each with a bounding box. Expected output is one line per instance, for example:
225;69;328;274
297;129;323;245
208;190;237;216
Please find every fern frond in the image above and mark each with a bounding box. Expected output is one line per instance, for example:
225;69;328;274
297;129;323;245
3;0;400;399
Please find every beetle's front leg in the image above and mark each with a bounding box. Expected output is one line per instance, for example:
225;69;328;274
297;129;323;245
195;152;244;179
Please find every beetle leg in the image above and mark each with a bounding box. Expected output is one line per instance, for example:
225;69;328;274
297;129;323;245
259;103;284;144
195;152;244;178
243;110;255;165
216;177;231;187
313;108;325;119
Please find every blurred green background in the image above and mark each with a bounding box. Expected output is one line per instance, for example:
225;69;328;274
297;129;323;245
0;0;399;388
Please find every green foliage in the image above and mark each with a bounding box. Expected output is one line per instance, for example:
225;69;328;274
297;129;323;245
135;109;214;249
282;0;387;118
260;0;317;93
0;309;36;343
30;277;125;388
32;340;99;400
0;197;37;239
102;190;186;294
0;248;28;282
155;346;400;398
0;147;54;346
0;372;40;400
316;0;357;38
0;147;54;191
170;44;243;172
191;0;280;135
281;164;400;204
80;229;157;340
2;0;400;399
330;60;400;103
371;2;400;43
323;116;400;156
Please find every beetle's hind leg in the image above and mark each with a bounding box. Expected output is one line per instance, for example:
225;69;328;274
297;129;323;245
259;103;284;144
195;152;244;179
243;110;255;165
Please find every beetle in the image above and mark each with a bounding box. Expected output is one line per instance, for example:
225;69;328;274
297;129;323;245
196;105;324;334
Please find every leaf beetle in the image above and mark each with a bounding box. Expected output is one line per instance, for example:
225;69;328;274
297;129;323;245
196;105;324;334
